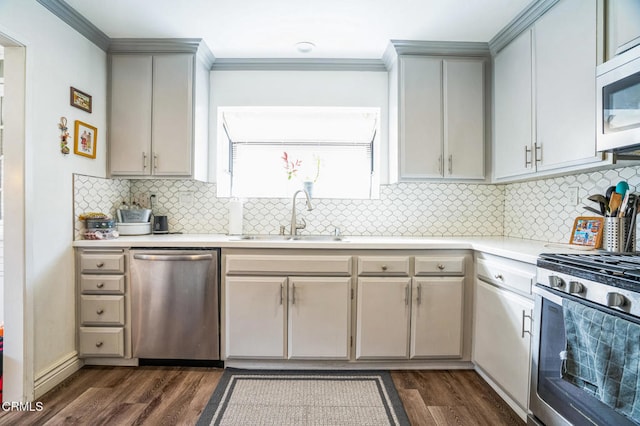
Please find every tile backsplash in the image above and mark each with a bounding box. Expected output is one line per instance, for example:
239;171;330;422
74;164;640;242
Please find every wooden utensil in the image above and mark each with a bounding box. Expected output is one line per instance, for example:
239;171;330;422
609;192;622;216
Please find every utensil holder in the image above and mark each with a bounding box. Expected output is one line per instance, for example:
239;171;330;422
604;217;636;252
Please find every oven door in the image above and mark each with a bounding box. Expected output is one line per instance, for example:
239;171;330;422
529;285;638;426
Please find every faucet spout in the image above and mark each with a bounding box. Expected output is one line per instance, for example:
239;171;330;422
290;189;313;236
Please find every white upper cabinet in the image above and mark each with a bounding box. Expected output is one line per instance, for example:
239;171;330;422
108;40;212;180
389;46;487;182
493;0;602;181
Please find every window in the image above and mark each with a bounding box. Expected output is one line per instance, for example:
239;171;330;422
217;107;380;199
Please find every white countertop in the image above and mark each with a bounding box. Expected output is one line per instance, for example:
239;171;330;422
73;234;592;264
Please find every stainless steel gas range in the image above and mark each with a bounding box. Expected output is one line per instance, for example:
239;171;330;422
531;253;640;426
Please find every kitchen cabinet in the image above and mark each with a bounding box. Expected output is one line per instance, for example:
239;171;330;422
473;253;535;413
391;55;485;181
223;254;352;360
108;40;211;180
606;0;640;59
355;255;465;359
76;249;131;361
493;0;602;181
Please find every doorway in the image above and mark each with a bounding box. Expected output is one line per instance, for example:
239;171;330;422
0;30;30;402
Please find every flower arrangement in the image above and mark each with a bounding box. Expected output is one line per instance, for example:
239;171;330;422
282;152;301;180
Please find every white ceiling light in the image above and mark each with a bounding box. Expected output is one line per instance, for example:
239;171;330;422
295;41;316;53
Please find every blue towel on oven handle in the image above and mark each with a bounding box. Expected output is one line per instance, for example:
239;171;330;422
562;298;640;423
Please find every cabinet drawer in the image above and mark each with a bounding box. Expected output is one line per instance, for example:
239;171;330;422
80;275;125;294
415;256;465;275
80;295;125;326
80;253;125;274
225;255;352;276
79;327;124;357
476;258;534;296
358;256;410;276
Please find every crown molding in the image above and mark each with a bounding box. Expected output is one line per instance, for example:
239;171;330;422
109;38;215;69
211;58;387;72
388;40;490;58
36;0;110;51
488;0;560;55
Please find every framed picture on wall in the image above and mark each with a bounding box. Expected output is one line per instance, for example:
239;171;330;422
74;120;97;159
70;87;92;113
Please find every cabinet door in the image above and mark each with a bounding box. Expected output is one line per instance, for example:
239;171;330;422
152;54;193;176
109;55;152;176
287;277;351;360
535;0;598;171
411;277;463;358
474;279;533;410
356;277;411;359
399;56;443;179
493;30;533;180
444;59;485;179
225;276;286;359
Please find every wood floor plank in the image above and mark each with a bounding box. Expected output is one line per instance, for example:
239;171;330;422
396;388;438;426
428;405;477;426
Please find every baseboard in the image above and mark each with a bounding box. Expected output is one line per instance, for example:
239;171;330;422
225;359;474;370
474;365;528;422
34;352;83;399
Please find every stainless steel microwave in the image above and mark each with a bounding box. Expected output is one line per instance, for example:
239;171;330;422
597;44;640;152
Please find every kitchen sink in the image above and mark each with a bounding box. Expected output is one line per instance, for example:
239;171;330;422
231;234;345;241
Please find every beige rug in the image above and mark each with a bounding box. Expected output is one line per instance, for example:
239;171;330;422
197;369;410;425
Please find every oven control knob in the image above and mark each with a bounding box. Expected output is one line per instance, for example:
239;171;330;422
606;292;627;308
549;275;565;289
568;281;584;294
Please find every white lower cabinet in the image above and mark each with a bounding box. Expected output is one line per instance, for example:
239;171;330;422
411;278;464;358
356;276;464;359
356;277;411;359
288;277;351;359
474;279;533;411
224;275;351;360
225;276;287;359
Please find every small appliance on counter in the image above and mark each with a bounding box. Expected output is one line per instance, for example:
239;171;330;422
153;215;169;234
116;207;152;235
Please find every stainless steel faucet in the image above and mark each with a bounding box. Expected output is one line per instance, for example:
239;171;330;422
290;189;313;236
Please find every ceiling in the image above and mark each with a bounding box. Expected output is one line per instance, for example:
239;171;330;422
64;0;534;59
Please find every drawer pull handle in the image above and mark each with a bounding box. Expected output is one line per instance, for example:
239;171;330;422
97;282;105;289
96;308;104;315
437;264;445;270
96;262;105;268
494;274;504;280
381;265;388;271
95;341;104;348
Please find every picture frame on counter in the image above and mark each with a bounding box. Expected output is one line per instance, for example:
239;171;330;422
570;216;604;248
70;86;92;113
74;120;97;159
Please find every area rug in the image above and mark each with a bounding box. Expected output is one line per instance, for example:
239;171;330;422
197;369;410;426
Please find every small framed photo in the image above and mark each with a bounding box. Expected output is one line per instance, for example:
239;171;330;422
70;87;92;113
74;120;97;159
570;216;604;248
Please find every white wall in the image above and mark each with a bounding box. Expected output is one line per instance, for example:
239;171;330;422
209;69;389;184
0;0;107;400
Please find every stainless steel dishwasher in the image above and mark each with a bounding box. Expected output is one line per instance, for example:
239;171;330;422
130;249;219;360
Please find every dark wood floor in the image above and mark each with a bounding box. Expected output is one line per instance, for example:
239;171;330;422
0;367;524;425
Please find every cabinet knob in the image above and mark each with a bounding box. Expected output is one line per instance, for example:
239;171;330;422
437;264;445;270
96;262;105;268
494;274;504;281
96;308;104;315
97;282;105;289
95;341;103;348
381;265;388;271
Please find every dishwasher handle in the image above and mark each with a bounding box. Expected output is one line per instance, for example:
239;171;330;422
133;253;213;262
